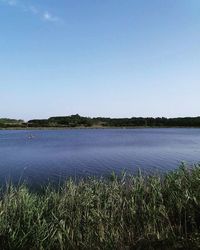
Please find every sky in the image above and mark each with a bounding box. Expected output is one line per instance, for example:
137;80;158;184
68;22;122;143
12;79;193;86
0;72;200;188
0;0;200;120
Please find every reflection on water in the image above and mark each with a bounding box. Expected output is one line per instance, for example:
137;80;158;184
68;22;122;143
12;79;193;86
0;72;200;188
0;128;200;185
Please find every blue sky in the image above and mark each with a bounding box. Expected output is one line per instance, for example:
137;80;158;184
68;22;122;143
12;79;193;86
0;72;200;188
0;0;200;120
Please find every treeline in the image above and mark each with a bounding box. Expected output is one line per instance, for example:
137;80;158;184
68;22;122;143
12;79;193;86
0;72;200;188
27;114;200;128
0;118;26;128
1;114;200;128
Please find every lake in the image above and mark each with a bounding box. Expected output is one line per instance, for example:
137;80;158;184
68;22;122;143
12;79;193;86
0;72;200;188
0;128;200;186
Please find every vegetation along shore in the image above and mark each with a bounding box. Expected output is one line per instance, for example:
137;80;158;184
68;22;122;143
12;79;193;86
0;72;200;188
0;165;200;249
1;114;200;129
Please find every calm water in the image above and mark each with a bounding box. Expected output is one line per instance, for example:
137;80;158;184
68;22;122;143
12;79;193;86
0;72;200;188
0;128;200;185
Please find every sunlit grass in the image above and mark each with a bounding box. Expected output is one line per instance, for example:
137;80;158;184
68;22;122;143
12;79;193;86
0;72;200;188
0;165;200;249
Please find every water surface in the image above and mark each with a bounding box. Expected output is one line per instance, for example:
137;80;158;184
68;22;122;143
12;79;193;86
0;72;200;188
0;128;200;185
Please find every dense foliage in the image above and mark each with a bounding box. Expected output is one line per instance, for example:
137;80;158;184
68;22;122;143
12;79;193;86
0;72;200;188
0;118;25;128
1;115;200;128
23;115;200;128
1;166;200;249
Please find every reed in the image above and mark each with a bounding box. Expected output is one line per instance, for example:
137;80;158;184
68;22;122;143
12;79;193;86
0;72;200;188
0;165;200;249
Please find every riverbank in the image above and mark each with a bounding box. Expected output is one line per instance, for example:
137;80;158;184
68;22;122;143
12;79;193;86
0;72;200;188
1;125;200;130
1;115;200;129
1;165;200;249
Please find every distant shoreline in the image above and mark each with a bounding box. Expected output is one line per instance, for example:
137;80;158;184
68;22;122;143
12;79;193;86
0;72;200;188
1;126;200;130
1;115;200;129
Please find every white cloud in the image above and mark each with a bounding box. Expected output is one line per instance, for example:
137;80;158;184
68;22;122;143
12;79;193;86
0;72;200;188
0;0;61;23
43;11;60;22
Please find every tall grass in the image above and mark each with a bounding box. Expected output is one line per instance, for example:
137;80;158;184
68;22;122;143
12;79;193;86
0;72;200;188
1;165;200;249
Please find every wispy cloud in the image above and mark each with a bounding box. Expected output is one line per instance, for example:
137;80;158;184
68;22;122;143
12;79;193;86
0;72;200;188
29;6;39;15
6;0;17;6
43;11;61;23
0;0;61;23
0;0;18;6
